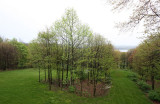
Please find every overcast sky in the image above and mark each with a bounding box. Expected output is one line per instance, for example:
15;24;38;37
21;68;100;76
0;0;144;47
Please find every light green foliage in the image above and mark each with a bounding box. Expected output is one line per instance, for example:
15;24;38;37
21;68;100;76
28;40;43;67
9;39;28;68
101;43;116;71
29;29;57;67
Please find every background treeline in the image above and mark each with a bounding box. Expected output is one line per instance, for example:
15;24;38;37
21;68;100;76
120;33;160;90
0;37;28;70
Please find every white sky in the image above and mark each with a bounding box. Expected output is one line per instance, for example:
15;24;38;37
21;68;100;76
0;0;144;47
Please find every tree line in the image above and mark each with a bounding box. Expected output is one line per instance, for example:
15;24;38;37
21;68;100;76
0;38;28;70
121;33;160;90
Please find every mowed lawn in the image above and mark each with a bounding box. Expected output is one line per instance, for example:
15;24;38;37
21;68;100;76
0;69;152;104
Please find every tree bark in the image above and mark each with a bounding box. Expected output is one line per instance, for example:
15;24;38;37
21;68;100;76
151;75;155;90
39;64;40;82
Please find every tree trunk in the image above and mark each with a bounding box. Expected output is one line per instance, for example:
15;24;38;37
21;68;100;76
88;72;89;85
81;81;83;96
61;62;64;88
66;58;69;80
151;75;155;90
93;70;96;97
39;65;40;82
105;72;107;82
50;68;52;84
93;79;96;97
45;68;46;82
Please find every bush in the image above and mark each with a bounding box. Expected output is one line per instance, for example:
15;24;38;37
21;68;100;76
75;70;87;80
104;72;112;85
148;90;160;102
68;85;75;93
155;74;160;80
62;80;68;87
105;77;112;85
137;80;151;92
127;73;138;82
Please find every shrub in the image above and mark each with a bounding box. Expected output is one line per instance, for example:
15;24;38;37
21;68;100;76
68;85;75;93
104;72;112;85
105;77;112;85
131;77;138;82
148;90;160;102
127;73;138;82
75;69;87;82
137;80;151;92
155;74;160;80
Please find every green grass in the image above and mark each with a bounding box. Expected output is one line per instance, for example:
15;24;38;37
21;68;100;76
0;69;152;104
0;69;51;104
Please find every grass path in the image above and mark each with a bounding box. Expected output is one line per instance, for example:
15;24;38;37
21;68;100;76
105;70;152;104
0;69;152;104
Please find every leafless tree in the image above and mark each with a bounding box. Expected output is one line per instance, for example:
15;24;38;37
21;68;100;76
109;0;160;32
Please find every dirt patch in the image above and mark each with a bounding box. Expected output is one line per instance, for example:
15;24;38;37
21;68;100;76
74;80;110;97
153;101;160;104
146;80;160;89
50;79;110;97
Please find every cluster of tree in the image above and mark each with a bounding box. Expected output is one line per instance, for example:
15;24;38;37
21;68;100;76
112;50;128;69
126;33;160;90
28;8;116;96
0;37;28;70
113;50;121;69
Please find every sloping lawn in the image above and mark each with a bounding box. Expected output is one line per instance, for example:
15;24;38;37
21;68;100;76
106;70;152;104
0;69;51;104
0;69;152;104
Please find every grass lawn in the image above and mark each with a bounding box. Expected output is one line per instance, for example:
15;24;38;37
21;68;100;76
0;69;152;104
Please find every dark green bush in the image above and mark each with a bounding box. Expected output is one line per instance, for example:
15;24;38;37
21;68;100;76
148;90;160;102
75;69;87;81
104;72;112;85
137;80;151;92
155;74;160;80
68;85;75;93
127;73;138;82
62;80;68;86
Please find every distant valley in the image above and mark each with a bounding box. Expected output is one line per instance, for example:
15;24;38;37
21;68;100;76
114;45;137;52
